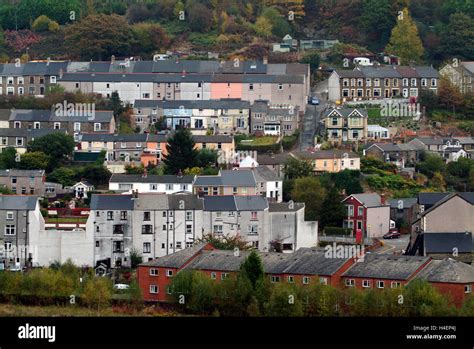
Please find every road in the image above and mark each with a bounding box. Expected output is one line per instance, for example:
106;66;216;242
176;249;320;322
375;234;410;255
299;81;328;151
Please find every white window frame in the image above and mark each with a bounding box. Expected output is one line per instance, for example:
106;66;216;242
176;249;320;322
166;269;173;277
362;280;370;288
150;268;159;276
345;279;355;287
377;280;385;289
149;285;159;294
5;224;16;235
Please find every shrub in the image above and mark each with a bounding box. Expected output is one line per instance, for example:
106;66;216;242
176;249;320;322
32;15;53;32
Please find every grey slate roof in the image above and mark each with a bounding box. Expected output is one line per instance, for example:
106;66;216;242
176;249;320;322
324;108;368;119
388;198;417;209
342;254;430;280
193;135;233;144
417;192;451;206
250;166;281;182
184;249;251;272
203;195;237;211
423;232;473;254
195;170;256;187
140;242;209;268
0;169;45;177
286;247;353;275
349;193;384;207
109;174;194;184
167;193;204;210
0;195;38;210
257;153;290;165
415;258;474;283
202;195;268;211
90;194;134;210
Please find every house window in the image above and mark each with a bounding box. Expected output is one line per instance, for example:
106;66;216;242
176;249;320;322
248;225;258;235
4;242;13;252
50;76;56;84
221;273;229;280
465;285;472;294
345;279;355;287
53;122;60;129
74;122;80;132
270;276;280;283
113;241;124;252
186;224;192;234
107;211;114;220
213;225;223;234
362;280;370;288
166;270;173;277
144;212;151;221
347;205;354;217
358;207;364;216
16;138;23;146
150;285;159;294
5;225;16;235
251;211;257;220
94;123;101;131
113;225;124;234
185;211;193;221
391;282;401;289
319;277;328;285
142;225;153;234
288;276;294;283
14;121;21;128
210;272;217;280
302;277;310;285
143;242;151;253
120;211;127;220
6;212;14;220
150;269;158;276
278;84;283;90
377;281;385;289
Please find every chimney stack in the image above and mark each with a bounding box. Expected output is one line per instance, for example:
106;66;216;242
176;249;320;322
59;68;63;79
111;55;115;64
380;193;386;205
263;56;268;65
142;168;148;178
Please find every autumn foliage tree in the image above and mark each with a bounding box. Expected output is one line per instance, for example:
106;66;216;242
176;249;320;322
385;8;424;65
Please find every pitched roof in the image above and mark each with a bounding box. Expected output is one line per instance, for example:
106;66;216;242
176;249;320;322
195;170;256;187
256;153;290;165
342;254;430;280
202;195;268;211
423;232;473;254
285;247;353;275
134;99;251;110
324;108;368;119
192;135;233;144
268;202;305;212
388;198;417;209
417;192;451;206
0;195;38;210
140;242;210;268
416;258;474;283
0;169;45;177
346;193;384;207
90;194;134;210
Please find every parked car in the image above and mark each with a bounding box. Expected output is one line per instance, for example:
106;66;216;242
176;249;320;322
309;96;320;105
113;283;130;290
383;230;401;239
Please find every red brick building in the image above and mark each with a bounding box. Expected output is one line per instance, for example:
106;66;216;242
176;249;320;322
341;254;431;290
415;258;474;307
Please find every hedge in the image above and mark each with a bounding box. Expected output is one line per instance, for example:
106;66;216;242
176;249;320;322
324;227;352;236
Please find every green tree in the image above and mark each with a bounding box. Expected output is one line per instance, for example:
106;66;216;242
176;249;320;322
240;250;264;290
188;2;213;33
46;167;77;186
163;129;198;174
131;22;171;56
284;157;313;179
319;187;346;228
416;153;446;178
439;13;474;61
31;15;53;32
265;283;303;316
196;233;251;250
130;248;143;268
360;0;395;50
196;148;218;168
64;14;133;60
0;147;18;169
254;16;272;37
290;177;326;221
18;151;50;170
81;277;112;309
28;133;74;168
300;284;341;316
385;8;424;64
301;51;320;71
404;279;452;316
261;7;291;37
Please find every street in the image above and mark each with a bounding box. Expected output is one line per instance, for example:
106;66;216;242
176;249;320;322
299;81;328;151
375;234;410;255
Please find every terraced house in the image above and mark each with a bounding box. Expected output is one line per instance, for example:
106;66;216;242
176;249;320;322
328;65;439;102
87;192;317;267
440;61;474;94
133;99;251;134
53;59;310;112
